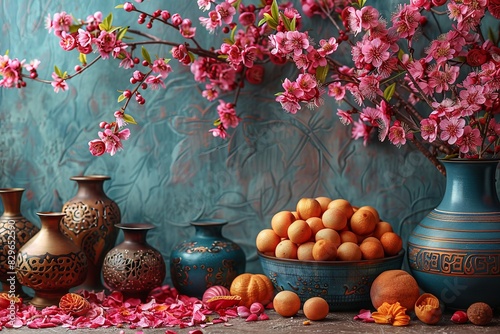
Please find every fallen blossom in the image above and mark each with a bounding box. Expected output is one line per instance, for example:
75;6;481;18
245;314;258;322
0;285;240;331
353;309;375;323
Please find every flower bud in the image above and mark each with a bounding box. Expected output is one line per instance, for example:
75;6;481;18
123;2;135;12
250;302;264;315
451;310;468;324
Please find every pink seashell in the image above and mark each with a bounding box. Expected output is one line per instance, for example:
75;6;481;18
202;285;231;303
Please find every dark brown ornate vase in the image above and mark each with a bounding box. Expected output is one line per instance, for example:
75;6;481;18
102;223;166;301
16;212;87;308
0;188;40;296
61;175;120;291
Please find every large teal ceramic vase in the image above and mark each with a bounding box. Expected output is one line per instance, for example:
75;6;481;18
169;220;246;298
407;159;500;310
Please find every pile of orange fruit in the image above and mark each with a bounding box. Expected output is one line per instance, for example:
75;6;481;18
256;197;403;261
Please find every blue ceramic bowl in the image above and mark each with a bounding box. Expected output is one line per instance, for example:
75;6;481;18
258;250;405;311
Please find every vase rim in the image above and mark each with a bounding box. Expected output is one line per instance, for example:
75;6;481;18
70;175;111;181
115;223;156;230
190;219;228;227
0;188;25;193
37;211;66;217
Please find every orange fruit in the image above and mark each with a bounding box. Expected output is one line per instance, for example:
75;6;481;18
349;208;377;236
273;291;301;317
230;273;275;308
275;239;298;259
339;230;358;244
336;242;362;261
372;221;394;239
315;196;332;213
370;269;420;311
358;205;380;222
312;239;337;261
321;208;348;231
291;211;300;220
255;229;281;255
306;217;325;236
315;228;341;248
271;211;296;238
361;236;381;244
296;197;322;220
287;219;312;244
327;199;354;219
359;240;385;260
303;297;329;321
297;241;315;261
379;232;403;256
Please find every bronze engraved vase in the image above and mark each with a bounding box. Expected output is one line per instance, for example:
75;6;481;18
61;175;120;291
102;223;166;301
16;212;87;307
0;188;39;296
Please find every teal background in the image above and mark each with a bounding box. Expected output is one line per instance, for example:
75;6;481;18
0;0;484;284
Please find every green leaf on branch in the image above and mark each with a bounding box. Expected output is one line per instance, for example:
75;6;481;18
271;0;280;22
116;27;129;41
260;13;278;29
230;24;237;43
78;53;87;65
141;46;152;65
315;65;329;84
123;114;137;125
115;4;124;9
384;82;396;101
54;65;67;79
99;13;113;32
117;93;126;103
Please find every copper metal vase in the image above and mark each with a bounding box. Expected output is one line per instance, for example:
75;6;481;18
61;175;120;291
16;212;88;308
102;223;166;301
0;188;40;296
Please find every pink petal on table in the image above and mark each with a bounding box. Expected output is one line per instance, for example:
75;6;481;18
245;314;258;322
353;309;375;323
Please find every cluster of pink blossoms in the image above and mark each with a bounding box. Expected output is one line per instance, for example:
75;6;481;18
2;0;500;167
268;0;500;168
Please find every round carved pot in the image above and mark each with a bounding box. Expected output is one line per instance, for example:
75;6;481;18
170;220;246;298
61;175;120;291
408;159;500;310
16;212;87;308
102;223;166;301
0;188;40;296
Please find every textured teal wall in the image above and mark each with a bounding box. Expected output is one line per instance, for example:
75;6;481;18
0;1;461;282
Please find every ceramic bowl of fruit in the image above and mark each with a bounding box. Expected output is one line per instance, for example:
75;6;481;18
256;197;406;311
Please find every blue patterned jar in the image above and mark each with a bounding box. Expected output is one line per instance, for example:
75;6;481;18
407;159;500;310
169;219;246;298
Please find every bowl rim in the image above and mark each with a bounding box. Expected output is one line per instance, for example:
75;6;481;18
258;249;405;267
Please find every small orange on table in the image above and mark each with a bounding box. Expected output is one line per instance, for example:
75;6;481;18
273;290;301;317
303;296;329;321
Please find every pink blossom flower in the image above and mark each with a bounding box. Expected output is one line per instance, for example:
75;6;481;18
217;100;240;128
285;31;309;56
88;139;106;156
197;0;213;11
152;58;172;78
337;109;353;125
216;1;236;25
456;125;482;154
389;122;407;147
358;75;382;100
390;4;422;39
59;32;76;51
361;38;390;68
440;117;465;145
209;125;227;138
420;118;438;142
179;19;196;38
145;74;166;89
351;119;372;146
199;10;221;33
328;82;346;101
98;128;130;156
50;72;68;92
94;30;117;58
77;29;93;48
